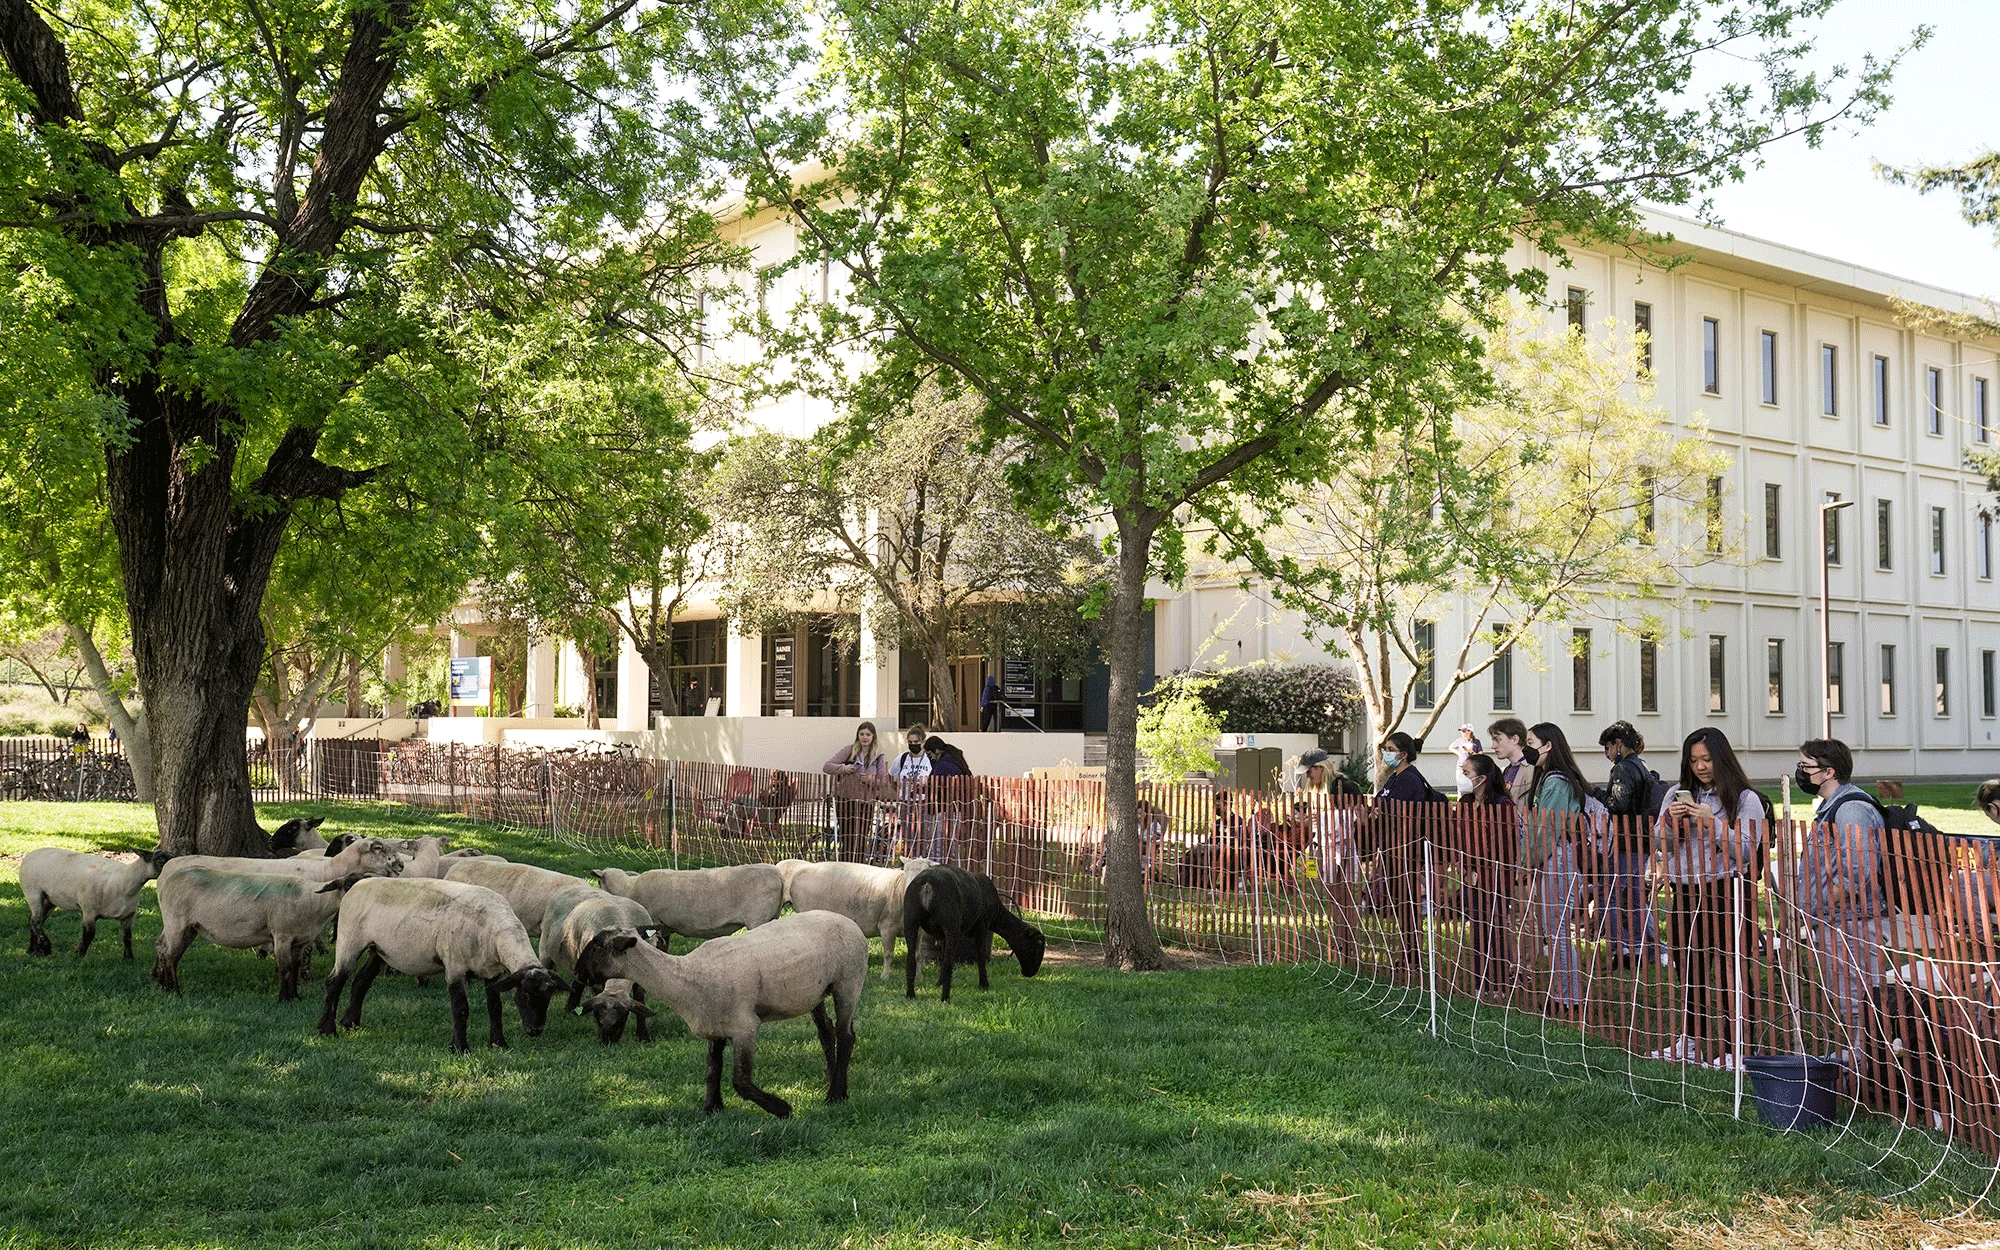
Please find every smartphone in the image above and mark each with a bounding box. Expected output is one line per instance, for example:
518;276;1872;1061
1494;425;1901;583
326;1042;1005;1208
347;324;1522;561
1673;788;1693;806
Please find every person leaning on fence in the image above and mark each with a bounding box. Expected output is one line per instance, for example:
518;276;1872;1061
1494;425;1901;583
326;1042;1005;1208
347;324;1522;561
823;723;890;863
1792;738;1888;1065
1456;752;1518;1000
1647;727;1769;1070
1488;718;1538;807
1597;721;1663;964
1524;723;1590;1015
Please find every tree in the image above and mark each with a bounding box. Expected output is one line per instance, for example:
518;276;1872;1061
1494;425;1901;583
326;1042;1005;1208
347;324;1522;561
0;0;788;852
1240;303;1730;750
707;375;1102;729
733;0;1900;967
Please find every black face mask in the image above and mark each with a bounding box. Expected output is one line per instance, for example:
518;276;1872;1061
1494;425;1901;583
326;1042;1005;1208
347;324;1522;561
1793;765;1819;794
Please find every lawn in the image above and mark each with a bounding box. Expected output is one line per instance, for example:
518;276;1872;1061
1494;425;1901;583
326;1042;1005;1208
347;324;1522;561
1;800;1996;1249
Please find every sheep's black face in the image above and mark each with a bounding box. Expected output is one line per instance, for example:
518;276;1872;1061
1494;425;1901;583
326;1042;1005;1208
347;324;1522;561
1014;928;1047;978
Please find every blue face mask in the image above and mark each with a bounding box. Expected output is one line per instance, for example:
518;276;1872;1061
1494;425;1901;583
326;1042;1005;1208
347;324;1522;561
1381;750;1399;768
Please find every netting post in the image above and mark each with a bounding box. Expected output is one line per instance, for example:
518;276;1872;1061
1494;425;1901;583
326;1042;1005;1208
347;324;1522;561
1424;834;1439;1039
1732;872;1747;1120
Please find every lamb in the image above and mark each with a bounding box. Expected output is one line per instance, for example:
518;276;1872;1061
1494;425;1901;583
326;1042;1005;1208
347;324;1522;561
578;979;654;1045
440;858;590;937
903;865;1046;1002
21;848;174;959
152;868;376;999
317;876;570;1053
538;884;657;1041
572;909;867;1117
160;835;405;886
778;857;933;980
592;864;785;950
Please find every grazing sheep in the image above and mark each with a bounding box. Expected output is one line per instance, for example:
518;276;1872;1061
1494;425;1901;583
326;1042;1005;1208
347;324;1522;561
578;978;654;1045
440;859;590;937
572;910;867;1117
21;848;174;959
152;868;375;999
538;884;657;1042
161;836;405;887
592;864;784;950
268;817;328;854
903;865;1047;1003
779;858;933;980
317;877;570;1053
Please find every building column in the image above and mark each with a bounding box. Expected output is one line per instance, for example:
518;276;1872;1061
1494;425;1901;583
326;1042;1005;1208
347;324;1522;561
524;639;556;719
615;634;651;731
860;616;896;722
382;643;407;718
727;625;760;718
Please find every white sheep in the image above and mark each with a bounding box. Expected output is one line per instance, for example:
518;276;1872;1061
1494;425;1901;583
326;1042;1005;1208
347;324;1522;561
573;910;867;1117
21;848;173;959
152;867;376;999
317;876;570;1053
779;857;933;980
592;864;785;950
538;883;657;1039
440;858;590;937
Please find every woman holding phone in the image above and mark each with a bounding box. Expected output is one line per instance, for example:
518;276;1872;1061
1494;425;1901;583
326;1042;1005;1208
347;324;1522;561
1646;727;1768;1069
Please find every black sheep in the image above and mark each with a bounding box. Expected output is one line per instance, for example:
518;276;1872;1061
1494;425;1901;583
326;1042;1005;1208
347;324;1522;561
902;865;1045;1002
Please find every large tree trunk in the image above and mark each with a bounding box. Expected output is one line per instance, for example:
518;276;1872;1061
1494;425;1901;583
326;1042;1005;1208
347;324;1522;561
1102;510;1166;970
62;617;155;803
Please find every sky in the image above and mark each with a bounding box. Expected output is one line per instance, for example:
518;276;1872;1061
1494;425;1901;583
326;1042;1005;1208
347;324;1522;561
1689;0;2000;302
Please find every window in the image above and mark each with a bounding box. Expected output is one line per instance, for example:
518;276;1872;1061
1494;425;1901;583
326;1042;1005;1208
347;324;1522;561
1702;318;1721;394
1760;330;1779;405
1931;506;1948;575
1767;639;1785;714
1935;647;1951;717
1704;476;1725;553
1565;287;1587;331
1708;636;1727;714
1828;641;1846;717
1639;639;1659;714
1821;344;1838;416
1928;367;1944;436
1572;628;1592;713
1981;512;1993;581
1824;491;1844;566
1873;354;1890;426
1634;302;1653;373
1876;499;1893;571
1983;650;1996;719
1491;626;1513;711
1981;377;1992;444
1413;620;1436;709
1881;644;1897;717
1763;483;1782;560
1636;474;1656;545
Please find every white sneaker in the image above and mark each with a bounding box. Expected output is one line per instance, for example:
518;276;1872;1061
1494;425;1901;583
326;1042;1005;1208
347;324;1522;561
1647;1036;1695;1063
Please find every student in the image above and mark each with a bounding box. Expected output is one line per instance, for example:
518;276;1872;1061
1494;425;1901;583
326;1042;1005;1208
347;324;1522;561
1794;738;1885;1060
1597;721;1661;963
1524;723;1589;1013
822;723;890;863
1488;718;1538;807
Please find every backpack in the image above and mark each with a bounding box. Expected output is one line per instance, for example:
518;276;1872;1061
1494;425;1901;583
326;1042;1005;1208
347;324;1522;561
1823;790;1944;914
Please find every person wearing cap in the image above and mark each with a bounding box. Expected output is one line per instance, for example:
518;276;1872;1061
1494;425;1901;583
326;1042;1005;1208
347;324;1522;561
1449;725;1482;797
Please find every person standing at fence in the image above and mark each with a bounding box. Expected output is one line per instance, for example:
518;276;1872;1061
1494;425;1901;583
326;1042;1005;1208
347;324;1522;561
1597;721;1662;965
1457;752;1517;1000
1524;724;1589;1014
1795;738;1886;1063
1647;727;1768;1070
1488;718;1538;807
824;723;890;863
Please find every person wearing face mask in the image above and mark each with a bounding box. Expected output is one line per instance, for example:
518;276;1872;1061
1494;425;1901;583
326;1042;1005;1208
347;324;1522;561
1794;738;1885;1063
1487;718;1538;807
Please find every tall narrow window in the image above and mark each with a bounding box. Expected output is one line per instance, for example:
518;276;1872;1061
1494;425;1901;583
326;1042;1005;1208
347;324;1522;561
1824;491;1844;566
1709;636;1727;714
1876;499;1893;571
1491;626;1513;711
1983;649;1996;719
1761;330;1779;405
1763;483;1782;560
1412;620;1436;709
1566;286;1587;331
1881;644;1897;716
1980;377;1993;444
1928;367;1944;436
1821;344;1838;416
1935;647;1951;717
1873;354;1890;426
1633;302;1653;373
1702;318;1721;395
1639;639;1659;714
1705;476;1725;554
1828;641;1846;717
1572;628;1592;713
1932;506;1948;575
1767;639;1785;714
1637;474;1657;545
1980;512;1994;581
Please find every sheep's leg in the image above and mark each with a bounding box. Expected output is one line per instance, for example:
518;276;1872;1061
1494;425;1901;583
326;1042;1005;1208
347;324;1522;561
152;925;196;994
632;984;651;1043
338;952;389;1030
483;980;509;1049
25;893;51;956
120;915;135;961
704;1038;728;1114
729;1033;792;1118
75;916;98;958
446;977;473;1054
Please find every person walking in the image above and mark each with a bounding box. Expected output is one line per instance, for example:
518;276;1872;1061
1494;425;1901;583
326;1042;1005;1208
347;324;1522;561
823;722;890;863
1524;723;1589;1015
1794;738;1886;1064
1449;725;1483;797
1597;721;1662;963
1488;718;1538;807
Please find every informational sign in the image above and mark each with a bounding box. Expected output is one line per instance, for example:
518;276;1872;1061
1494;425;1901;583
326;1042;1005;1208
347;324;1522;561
448;656;491;707
1002;657;1037;702
769;636;796;707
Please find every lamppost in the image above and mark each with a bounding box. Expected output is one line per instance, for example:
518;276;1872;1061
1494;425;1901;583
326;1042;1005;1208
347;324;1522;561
1819;496;1856;739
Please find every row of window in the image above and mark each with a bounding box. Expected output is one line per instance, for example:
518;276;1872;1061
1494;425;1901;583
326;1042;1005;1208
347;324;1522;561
1411;622;2000;721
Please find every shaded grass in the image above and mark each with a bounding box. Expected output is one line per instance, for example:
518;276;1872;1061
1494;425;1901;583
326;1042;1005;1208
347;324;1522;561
0;801;1991;1248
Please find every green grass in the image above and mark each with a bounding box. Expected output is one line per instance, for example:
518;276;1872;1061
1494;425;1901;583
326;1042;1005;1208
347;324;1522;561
0;800;1989;1248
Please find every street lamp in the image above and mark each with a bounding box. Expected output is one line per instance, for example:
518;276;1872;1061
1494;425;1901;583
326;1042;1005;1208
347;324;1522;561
1819;496;1856;739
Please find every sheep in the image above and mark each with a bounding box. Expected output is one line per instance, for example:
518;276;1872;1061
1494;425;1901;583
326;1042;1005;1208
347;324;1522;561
903;865;1046;1003
440;858;590;938
591;864;784;950
571;909;867;1117
160;836;405;887
152;868;377;999
578;978;654;1045
317;876;571;1053
21;848;174;959
538;883;657;1041
779;857;933;980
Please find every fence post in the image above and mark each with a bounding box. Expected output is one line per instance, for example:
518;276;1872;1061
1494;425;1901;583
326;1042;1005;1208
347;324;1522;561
1732;872;1747;1120
1425;835;1439;1039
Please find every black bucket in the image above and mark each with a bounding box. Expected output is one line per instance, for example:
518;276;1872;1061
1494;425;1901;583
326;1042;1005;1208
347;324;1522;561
1742;1054;1843;1131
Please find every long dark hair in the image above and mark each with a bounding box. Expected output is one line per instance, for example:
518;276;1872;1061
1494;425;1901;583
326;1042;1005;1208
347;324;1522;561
1677;727;1754;819
1526;723;1589;809
1464;753;1511;806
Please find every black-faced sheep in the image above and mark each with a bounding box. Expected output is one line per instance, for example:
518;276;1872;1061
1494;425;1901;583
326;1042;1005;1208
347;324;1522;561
572;910;868;1118
21;848;174;959
592;864;784;950
152;867;375;999
440;858;590;938
538;883;657;1042
903;865;1046;1003
778;857;932;980
317;876;569;1053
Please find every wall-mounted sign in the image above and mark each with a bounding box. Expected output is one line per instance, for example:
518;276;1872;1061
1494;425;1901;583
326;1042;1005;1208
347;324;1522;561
449;656;492;706
770;636;796;707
